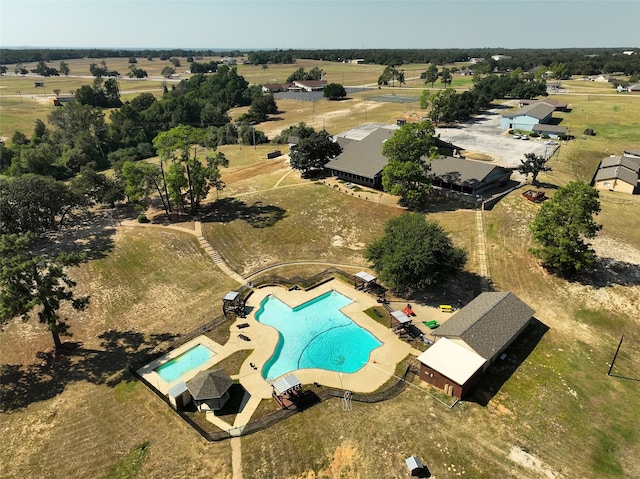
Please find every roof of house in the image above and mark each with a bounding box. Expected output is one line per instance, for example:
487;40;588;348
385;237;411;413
501;102;555;120
623;149;640;157
293;80;327;89
600;155;640;170
627;83;640;91
327;124;466;180
531;124;567;133
519;98;568;109
429;156;511;187
262;83;292;91
186;369;233;400
594;166;639;185
432;292;535;360
417;337;486;385
326;126;396;179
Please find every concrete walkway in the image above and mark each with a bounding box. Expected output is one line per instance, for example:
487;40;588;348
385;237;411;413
475;208;491;292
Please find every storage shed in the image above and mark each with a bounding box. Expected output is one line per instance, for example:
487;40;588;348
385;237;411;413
405;455;430;477
167;381;192;410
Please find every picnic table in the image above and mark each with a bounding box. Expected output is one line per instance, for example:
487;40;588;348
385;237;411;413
423;320;440;330
439;304;453;313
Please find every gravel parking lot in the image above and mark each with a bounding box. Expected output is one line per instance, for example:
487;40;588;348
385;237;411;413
435;103;560;168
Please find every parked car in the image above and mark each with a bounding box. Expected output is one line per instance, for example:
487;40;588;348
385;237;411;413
521;135;529;140
544;140;558;145
513;134;521;139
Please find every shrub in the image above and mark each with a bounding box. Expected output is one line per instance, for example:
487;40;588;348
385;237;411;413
137;214;149;223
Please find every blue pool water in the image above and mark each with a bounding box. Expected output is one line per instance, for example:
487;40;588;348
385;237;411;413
155;344;215;382
256;290;382;380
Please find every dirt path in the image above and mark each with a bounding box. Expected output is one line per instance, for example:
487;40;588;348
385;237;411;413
231;437;243;479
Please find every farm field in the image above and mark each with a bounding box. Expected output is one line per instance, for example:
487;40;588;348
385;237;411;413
1;57;640;478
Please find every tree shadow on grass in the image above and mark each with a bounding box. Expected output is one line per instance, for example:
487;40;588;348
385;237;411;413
570;257;640;289
37;208;121;262
406;271;485;308
0;330;177;412
465;317;549;406
199;198;287;228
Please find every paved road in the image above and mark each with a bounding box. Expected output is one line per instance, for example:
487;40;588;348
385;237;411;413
435;102;560;168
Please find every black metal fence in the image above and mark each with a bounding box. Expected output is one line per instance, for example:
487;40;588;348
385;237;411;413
129;268;418;442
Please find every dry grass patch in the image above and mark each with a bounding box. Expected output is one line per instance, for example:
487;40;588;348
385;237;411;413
201;183;401;276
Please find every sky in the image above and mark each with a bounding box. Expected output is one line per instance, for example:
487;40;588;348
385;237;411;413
1;0;639;50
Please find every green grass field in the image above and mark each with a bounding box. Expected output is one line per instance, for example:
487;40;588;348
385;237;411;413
1;57;639;478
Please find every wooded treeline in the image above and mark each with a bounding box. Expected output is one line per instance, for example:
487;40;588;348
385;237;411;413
2;47;639;75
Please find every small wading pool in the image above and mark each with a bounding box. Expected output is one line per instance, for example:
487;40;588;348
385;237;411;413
256;290;382;380
155;344;215;383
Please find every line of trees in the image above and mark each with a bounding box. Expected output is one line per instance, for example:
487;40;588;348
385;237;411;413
3;47;639;77
419;73;548;125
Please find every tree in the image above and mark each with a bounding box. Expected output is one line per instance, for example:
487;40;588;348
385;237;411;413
0;65;7;75
0;233;89;352
427;88;458;124
59;61;70;76
380;120;439;209
121;160;171;214
440;67;452;87
128;56;138;64
246;93;278;122
423;64;438;88
529;181;602;276
161;66;176;78
365;213;467;293
518;152;552;185
289;130;342;177
70;165;125;208
382;159;433;210
0;175;81;235
152;125;227;214
381;120;438;163
324;83;347;100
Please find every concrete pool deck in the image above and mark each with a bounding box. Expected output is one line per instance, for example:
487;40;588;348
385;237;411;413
138;279;425;432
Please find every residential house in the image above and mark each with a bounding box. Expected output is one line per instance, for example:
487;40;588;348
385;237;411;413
417;292;535;398
292;80;327;92
593;155;640;194
262;83;292;93
500;102;556;131
518;98;568;111
531;123;567;139
591;74;612;82
627;83;640;94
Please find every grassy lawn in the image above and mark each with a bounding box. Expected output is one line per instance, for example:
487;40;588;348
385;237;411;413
201;183;402;277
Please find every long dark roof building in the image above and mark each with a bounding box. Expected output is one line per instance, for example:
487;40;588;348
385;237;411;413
432;292;535;363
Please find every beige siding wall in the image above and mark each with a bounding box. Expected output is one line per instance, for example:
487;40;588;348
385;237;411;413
595;179;635;194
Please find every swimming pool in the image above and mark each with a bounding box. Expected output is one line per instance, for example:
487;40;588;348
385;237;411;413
155;344;215;383
256;290;382;380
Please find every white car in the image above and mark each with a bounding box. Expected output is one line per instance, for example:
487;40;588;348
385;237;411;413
513;134;521;139
521;135;529;140
544;140;558;145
